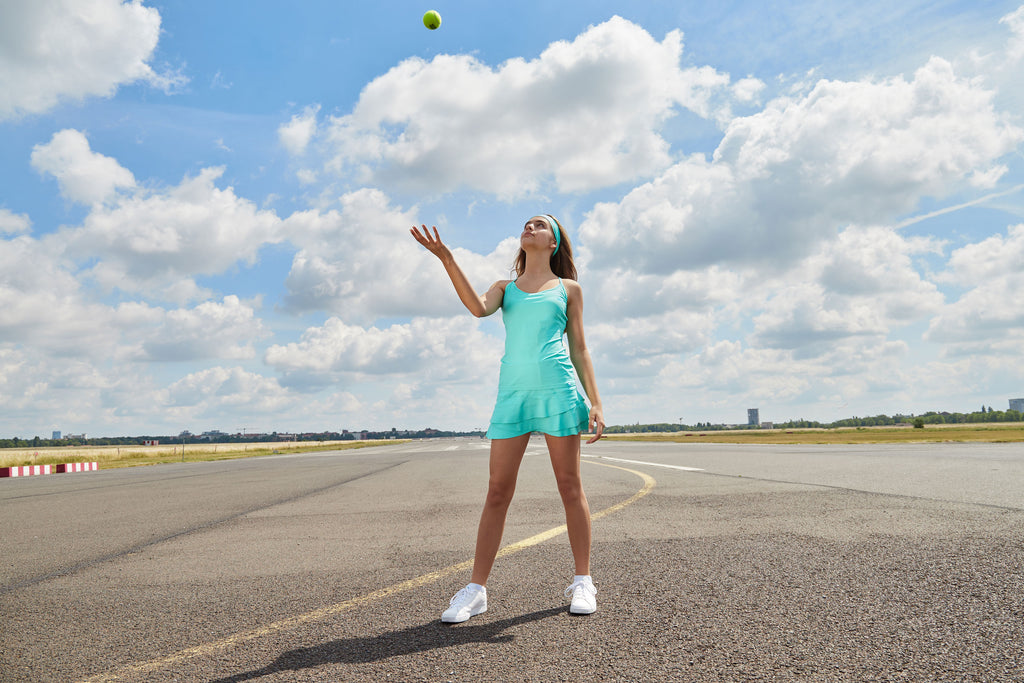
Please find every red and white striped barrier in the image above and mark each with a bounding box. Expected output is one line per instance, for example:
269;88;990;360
55;462;98;473
0;464;52;477
0;462;98;478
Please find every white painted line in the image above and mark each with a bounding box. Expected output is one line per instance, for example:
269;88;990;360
583;455;704;472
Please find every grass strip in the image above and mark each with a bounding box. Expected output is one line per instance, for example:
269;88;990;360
0;440;410;470
606;424;1024;445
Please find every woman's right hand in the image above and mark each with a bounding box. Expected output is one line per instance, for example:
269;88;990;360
410;224;500;318
410;224;453;263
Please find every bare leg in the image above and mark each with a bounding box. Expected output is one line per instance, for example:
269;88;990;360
470;433;531;586
545;434;591;576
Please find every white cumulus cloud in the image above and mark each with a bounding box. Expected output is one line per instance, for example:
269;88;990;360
278;105;320;156
280;188;518;321
0;234;118;355
814;226;944;321
1001;5;1024;62
265;315;500;389
580;57;1023;275
116;296;267;362
0;0;183;119
164;367;294;415
321;16;738;198
753;284;888;352
926;223;1024;347
939;223;1024;283
0;209;32;235
60;166;284;301
31;129;137;205
925;276;1024;347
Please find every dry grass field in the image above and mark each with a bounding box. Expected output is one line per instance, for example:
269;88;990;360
0;439;407;470
607;423;1024;444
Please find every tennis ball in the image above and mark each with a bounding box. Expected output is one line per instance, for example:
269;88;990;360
423;10;441;30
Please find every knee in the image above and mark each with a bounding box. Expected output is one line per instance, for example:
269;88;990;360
483;481;515;510
554;475;584;504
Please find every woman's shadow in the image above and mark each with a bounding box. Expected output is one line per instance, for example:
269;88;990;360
209;605;566;683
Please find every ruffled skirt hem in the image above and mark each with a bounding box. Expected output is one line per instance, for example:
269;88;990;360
486;387;590;439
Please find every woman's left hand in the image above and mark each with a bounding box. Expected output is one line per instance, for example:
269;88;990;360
586;406;605;444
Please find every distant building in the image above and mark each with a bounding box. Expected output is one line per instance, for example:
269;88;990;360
1010;398;1024;412
144;440;159;446
747;408;759;426
52;431;61;440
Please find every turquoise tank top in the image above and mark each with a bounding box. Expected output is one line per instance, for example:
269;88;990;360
486;279;590;439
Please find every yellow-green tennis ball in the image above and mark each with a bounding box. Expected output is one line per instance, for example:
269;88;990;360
423;10;441;30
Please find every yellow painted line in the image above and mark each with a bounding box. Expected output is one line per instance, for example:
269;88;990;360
495;462;655;558
77;461;655;682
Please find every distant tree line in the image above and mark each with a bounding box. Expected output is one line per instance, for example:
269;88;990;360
2;408;1021;447
605;422;737;434
779;408;1023;429
604;408;1024;434
0;428;485;449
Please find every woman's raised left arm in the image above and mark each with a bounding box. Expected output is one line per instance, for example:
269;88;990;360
564;280;604;443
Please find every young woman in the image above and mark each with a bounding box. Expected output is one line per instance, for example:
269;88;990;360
411;215;605;623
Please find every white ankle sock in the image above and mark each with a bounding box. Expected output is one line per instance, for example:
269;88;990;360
468;582;486;593
573;575;592;584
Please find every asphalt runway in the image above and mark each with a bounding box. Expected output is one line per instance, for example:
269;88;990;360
2;438;1022;682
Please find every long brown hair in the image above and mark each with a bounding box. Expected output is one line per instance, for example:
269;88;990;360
513;215;578;280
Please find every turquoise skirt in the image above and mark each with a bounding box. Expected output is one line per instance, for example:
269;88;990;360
486;380;590;440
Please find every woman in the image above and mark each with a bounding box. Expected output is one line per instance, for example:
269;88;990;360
411;215;605;623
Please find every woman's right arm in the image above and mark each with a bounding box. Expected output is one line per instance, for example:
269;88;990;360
411;225;505;318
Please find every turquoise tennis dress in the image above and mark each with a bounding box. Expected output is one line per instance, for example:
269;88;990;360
486;279;590;439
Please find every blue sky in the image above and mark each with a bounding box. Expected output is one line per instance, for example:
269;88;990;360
1;0;1023;438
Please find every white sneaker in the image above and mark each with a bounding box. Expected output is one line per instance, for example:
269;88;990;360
565;577;597;615
441;584;487;623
